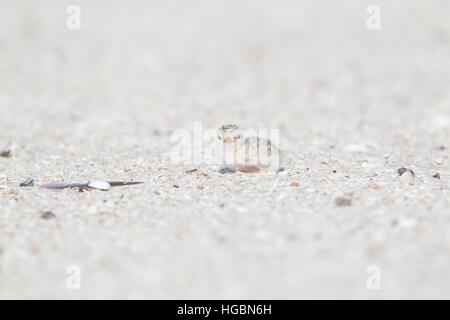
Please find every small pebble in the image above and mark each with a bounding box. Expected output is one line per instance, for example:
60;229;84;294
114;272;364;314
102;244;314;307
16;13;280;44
433;173;440;179
400;172;415;184
173;184;179;188
78;186;89;192
0;150;11;158
20;178;34;187
398;167;415;176
219;167;235;174
398;167;415;184
87;180;111;191
335;197;352;207
290;182;299;187
40;211;56;220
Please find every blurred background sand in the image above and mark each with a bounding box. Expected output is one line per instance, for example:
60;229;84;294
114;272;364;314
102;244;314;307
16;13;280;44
0;0;449;298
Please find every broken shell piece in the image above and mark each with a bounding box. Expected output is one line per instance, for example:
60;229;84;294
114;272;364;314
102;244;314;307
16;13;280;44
108;181;144;187
20;178;34;187
40;211;56;220
38;180;143;190
87;180;111;191
39;182;88;189
398;167;415;184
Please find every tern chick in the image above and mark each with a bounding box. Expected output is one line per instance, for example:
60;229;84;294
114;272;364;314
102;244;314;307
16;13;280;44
217;124;287;173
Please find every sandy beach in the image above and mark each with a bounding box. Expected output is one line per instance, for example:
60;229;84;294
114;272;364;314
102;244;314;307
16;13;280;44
0;0;449;299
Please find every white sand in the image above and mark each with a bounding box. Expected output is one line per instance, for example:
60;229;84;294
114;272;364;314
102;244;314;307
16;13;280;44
0;0;449;299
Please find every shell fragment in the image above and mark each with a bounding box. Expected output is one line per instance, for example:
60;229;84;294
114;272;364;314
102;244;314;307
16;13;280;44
87;180;111;191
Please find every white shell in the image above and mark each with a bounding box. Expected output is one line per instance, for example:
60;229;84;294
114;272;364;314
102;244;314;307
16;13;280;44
88;180;111;191
399;171;415;184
